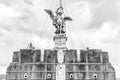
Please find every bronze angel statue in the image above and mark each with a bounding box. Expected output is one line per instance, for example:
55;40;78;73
44;6;72;34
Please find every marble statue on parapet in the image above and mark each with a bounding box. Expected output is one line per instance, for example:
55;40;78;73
44;6;72;34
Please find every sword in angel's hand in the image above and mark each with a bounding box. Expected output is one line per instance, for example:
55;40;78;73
64;17;72;22
44;9;55;20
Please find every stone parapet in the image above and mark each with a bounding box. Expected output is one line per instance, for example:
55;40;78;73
6;49;116;80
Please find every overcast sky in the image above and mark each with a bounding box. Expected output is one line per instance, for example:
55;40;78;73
0;0;120;78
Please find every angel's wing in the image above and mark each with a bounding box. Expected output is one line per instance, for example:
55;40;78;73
64;17;72;21
44;9;54;20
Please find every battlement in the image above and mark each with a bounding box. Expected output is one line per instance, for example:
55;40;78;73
6;48;116;80
12;49;109;64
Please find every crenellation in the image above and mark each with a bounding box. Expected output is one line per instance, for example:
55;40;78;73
87;50;101;63
64;49;77;63
20;49;34;63
102;52;109;63
12;51;19;62
6;48;116;80
44;49;57;63
33;49;41;63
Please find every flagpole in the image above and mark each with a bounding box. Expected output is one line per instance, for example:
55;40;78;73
60;0;62;7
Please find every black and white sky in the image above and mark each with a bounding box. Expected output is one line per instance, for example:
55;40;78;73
0;0;120;78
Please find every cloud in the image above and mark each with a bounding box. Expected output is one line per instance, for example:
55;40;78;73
0;4;20;18
32;36;54;49
92;22;120;44
69;1;93;30
85;0;120;30
0;4;21;27
0;66;7;74
23;0;33;5
0;0;45;34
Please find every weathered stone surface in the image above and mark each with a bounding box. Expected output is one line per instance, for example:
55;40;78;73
31;63;46;79
7;63;19;80
87;50;101;63
77;64;85;71
89;65;101;71
66;72;74;80
31;72;46;79
80;50;87;62
76;72;85;79
6;72;18;80
32;64;45;71
46;72;56;80
53;34;67;49
12;49;41;63
66;64;74;71
44;50;57;63
19;64;32;71
12;51;19;62
80;49;101;63
6;49;116;80
7;63;19;71
34;50;41;62
102;52;109;63
20;49;34;63
64;50;77;63
105;65;116;80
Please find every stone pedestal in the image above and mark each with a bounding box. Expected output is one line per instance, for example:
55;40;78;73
53;34;67;49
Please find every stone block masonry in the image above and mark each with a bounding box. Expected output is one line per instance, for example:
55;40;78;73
6;48;116;80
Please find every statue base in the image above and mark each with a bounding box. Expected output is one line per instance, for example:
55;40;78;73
53;34;67;49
